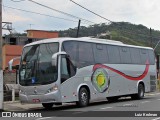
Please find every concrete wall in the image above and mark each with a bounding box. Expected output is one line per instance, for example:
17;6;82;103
27;30;59;39
2;45;23;70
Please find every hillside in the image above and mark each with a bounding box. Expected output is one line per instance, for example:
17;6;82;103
59;22;160;54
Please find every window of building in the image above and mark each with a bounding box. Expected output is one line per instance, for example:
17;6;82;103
28;39;33;43
10;38;17;45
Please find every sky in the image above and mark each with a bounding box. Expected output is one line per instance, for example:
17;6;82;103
2;0;160;35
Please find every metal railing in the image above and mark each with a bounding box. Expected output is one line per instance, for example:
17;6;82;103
3;85;19;102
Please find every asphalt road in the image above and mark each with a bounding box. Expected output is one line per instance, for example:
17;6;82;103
1;92;160;120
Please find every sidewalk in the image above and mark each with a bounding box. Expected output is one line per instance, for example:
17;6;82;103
4;101;42;111
3;91;160;111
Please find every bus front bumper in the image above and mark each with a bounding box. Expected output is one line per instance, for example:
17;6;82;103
19;91;61;104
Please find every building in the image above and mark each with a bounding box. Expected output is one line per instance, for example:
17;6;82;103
3;30;59;70
27;30;59;39
2;45;23;70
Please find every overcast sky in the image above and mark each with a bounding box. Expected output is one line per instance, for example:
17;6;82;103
2;0;160;35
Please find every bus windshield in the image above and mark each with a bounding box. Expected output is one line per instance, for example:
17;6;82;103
19;43;59;86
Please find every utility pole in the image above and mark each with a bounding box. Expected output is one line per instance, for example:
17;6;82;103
29;24;34;29
76;20;81;38
0;0;3;111
150;28;153;48
154;40;160;51
2;22;12;34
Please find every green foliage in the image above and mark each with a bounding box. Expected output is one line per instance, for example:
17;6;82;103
3;33;27;37
4;22;160;54
59;22;160;53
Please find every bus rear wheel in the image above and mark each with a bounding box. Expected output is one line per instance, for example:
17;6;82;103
131;84;144;100
42;103;54;109
76;87;89;107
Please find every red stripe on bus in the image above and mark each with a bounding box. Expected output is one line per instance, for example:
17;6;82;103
93;60;149;81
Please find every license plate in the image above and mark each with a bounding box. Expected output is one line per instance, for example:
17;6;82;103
32;99;40;103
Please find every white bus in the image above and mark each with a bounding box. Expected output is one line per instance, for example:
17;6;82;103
9;37;157;109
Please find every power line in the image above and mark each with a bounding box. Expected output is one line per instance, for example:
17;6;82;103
70;0;114;23
69;0;160;41
4;5;160;41
10;0;95;24
3;5;91;25
3;5;77;22
11;0;25;1
7;0;160;42
27;0;95;24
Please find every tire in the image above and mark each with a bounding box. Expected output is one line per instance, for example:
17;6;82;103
76;87;89;107
42;103;54;109
131;84;144;100
107;97;119;102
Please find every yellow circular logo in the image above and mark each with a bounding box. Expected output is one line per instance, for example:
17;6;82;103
92;68;110;93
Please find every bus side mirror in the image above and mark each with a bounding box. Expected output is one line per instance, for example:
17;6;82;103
8;57;21;71
52;52;67;66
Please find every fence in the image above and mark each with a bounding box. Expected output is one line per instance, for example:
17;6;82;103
3;85;17;102
3;71;17;84
3;71;19;102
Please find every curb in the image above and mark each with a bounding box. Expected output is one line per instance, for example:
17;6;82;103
3;101;20;104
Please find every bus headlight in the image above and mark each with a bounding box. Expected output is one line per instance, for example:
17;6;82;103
46;84;58;93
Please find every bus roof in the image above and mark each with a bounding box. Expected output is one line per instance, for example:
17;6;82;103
24;37;153;50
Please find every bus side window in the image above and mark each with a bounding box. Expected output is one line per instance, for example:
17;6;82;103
61;56;69;83
78;42;94;67
119;47;131;64
148;50;155;65
93;44;108;64
61;56;76;83
140;49;149;64
107;45;121;64
62;41;78;67
130;48;141;64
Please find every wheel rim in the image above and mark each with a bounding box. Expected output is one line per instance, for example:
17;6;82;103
81;92;88;105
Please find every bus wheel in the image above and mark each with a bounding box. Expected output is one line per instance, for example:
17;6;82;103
131;84;144;100
42;103;54;109
107;97;119;102
76;87;89;107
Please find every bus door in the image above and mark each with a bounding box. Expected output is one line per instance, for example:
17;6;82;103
60;55;76;102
